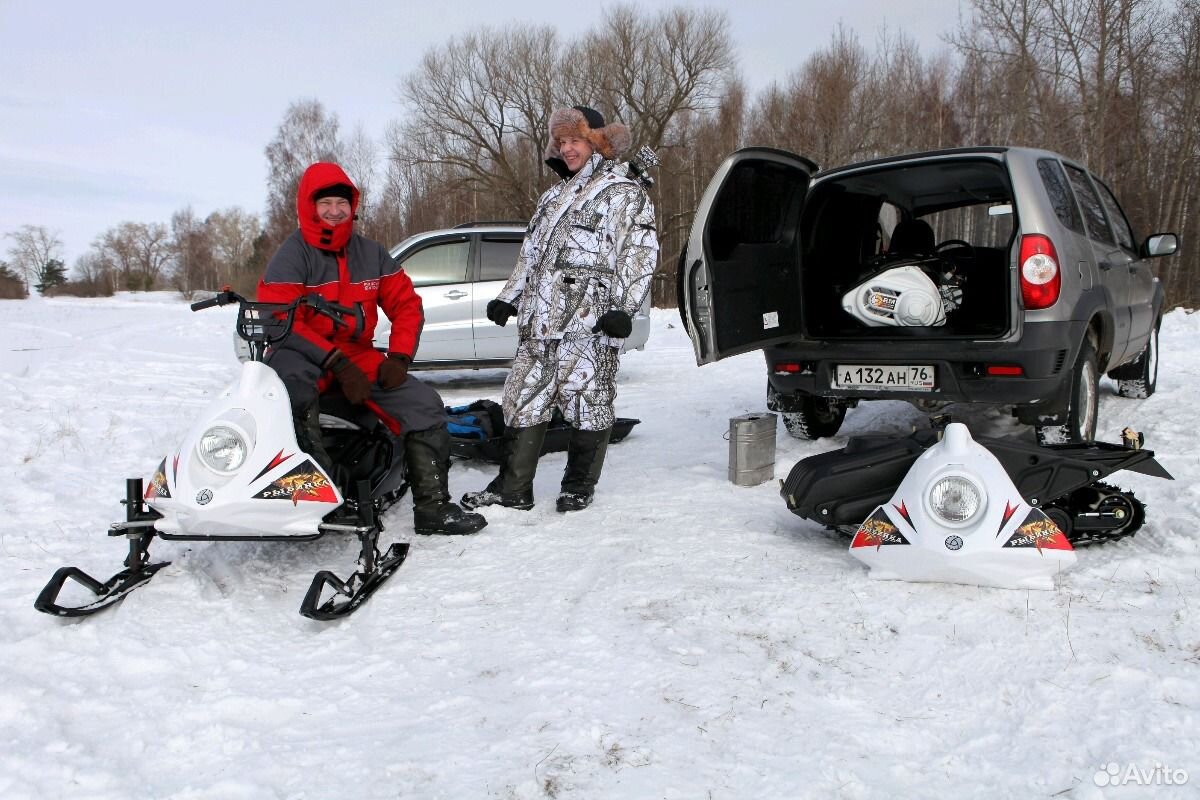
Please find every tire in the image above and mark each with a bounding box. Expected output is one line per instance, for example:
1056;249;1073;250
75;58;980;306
1115;325;1158;399
780;395;847;440
1035;338;1099;445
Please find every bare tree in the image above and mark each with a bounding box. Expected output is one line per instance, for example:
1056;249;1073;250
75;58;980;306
263;99;342;249
566;5;735;150
342;124;383;238
4;224;62;291
171;207;215;296
132;222;172;289
92;221;171;290
208;207;262;288
396;24;563;218
72;251;115;295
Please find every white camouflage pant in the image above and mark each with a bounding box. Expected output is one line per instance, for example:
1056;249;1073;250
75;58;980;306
503;337;620;431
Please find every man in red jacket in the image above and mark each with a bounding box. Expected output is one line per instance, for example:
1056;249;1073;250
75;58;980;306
258;161;486;536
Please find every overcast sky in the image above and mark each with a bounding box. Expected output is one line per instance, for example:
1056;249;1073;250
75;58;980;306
0;0;964;263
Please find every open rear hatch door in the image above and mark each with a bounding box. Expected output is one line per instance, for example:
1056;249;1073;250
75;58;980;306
682;147;817;364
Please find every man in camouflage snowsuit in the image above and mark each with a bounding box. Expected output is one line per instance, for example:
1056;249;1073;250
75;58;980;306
462;106;658;513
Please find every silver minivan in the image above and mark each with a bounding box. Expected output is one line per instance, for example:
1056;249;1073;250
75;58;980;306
379;222;651;369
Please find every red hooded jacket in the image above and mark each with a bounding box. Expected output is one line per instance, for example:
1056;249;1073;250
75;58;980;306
257;162;423;378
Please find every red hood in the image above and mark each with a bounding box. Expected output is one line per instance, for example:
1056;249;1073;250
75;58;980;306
296;162;360;251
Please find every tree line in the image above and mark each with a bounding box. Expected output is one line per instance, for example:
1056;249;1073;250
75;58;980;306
5;0;1197;308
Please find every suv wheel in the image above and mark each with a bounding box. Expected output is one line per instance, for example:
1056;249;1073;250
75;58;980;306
1035;339;1099;444
780;396;847;440
1114;325;1158;399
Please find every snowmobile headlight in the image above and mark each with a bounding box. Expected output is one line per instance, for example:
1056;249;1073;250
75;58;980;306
198;425;248;473
928;475;984;525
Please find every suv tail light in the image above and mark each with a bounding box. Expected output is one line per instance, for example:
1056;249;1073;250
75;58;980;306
1019;234;1061;309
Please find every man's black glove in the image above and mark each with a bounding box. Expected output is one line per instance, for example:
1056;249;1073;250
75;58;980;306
324;350;372;405
593;310;633;338
377;353;410;389
486;298;517;327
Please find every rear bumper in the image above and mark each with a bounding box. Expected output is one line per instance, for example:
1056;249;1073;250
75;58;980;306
765;321;1084;407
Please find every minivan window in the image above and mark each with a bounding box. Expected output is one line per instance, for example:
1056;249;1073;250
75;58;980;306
1037;159;1084;235
1062;164;1115;245
480;237;523;281
1094;179;1136;251
400;239;471;286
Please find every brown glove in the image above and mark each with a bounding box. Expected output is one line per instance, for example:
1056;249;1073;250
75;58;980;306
377;354;410;389
324;350;372;405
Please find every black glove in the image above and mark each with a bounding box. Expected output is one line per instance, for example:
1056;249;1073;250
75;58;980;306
486;299;517;327
593;310;633;338
377;353;410;389
324;350;372;405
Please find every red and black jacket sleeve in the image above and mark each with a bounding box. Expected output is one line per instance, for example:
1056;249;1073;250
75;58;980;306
376;252;424;359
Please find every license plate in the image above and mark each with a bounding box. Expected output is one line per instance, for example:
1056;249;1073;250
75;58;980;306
833;364;935;391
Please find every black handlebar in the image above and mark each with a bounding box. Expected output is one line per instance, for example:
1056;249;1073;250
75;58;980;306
191;290;364;361
189;289;242;312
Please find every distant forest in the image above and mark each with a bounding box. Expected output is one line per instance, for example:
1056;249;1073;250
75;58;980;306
5;0;1197;309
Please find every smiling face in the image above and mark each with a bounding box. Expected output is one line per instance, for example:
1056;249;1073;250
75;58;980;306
557;134;595;173
315;196;352;226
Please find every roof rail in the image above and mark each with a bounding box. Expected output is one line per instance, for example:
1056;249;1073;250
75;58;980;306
451;220;526;229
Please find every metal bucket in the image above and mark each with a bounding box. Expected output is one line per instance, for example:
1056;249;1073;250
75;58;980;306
728;412;777;486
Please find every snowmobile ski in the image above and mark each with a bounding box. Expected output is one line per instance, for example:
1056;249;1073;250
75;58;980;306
299;480;410;620
300;541;410;620
35;480;168;617
34;560;169;617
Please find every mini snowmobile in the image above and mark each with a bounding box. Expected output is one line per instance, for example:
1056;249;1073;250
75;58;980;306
35;290;411;620
780;420;1172;589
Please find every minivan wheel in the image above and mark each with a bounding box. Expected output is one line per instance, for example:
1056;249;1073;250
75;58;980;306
1115;325;1158;399
780;396;847;440
1035;339;1099;445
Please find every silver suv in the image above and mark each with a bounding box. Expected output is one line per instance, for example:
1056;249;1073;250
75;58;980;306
681;146;1178;443
380;222;651;368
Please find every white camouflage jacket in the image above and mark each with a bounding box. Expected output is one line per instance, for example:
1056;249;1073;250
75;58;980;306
497;153;659;345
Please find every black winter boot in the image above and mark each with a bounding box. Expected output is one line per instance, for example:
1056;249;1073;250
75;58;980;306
405;424;487;535
294;400;335;475
556;427;612;512
460;422;549;510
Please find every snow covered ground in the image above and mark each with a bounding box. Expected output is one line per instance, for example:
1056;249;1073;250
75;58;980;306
1;293;1196;799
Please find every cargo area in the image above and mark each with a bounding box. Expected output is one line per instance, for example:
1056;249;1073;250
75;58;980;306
798;156;1016;339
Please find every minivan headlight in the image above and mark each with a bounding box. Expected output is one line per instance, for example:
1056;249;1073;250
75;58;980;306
928;475;984;524
198;425;247;473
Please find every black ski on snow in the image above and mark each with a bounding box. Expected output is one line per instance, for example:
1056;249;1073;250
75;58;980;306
300;542;410;620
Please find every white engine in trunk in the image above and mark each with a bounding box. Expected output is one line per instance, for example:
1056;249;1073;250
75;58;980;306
841;264;963;327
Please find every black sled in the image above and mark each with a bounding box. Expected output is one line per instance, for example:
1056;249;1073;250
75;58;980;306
444;401;640;464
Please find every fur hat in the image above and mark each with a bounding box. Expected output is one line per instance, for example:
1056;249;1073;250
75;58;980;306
544;105;632;164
